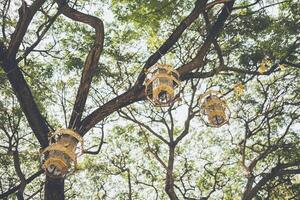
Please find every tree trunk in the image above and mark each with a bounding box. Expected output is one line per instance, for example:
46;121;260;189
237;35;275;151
45;177;64;200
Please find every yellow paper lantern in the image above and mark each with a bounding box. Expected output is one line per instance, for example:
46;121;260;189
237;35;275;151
199;90;230;127
145;64;180;106
258;58;272;74
278;64;285;70
41;128;83;178
234;83;244;95
258;63;267;74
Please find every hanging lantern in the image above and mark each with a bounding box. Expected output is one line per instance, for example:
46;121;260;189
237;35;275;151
145;64;180;106
234;83;244;96
41;128;83;178
258;58;272;74
199;90;230;127
258;62;267;74
278;63;285;71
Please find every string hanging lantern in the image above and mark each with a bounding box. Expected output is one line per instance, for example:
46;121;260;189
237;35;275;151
145;64;180;106
41;128;83;178
199;90;230;127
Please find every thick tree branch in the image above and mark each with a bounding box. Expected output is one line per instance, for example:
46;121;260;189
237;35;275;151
7;0;46;60
44;177;64;200
54;0;105;130
0;0;50;147
80;87;145;135
178;1;235;76
0;58;50;147
242;161;300;200
134;0;208;87
80;0;235;135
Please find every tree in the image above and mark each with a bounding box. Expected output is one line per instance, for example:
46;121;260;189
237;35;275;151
0;0;299;199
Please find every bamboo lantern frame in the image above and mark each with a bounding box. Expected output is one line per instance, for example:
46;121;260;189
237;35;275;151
41;128;83;178
145;64;180;107
199;90;230;127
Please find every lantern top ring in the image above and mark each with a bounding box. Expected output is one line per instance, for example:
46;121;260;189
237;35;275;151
49;128;83;145
198;90;227;104
146;64;180;76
